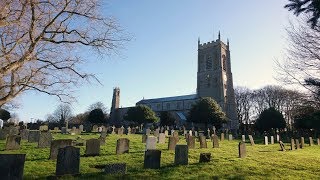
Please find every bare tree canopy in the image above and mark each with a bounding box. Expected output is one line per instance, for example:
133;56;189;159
88;101;108;113
50;104;73;124
0;0;129;106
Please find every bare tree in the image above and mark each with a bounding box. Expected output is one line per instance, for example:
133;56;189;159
88;101;108;113
51;104;73;125
276;17;320;104
0;0;129;106
234;87;254;124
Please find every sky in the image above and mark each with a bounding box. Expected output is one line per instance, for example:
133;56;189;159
15;0;293;122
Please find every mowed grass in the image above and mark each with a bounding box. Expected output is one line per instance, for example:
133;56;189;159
0;133;320;179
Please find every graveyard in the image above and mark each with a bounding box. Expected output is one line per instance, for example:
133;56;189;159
1;128;320;179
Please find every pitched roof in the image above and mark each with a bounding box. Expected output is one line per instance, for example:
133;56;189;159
136;94;197;104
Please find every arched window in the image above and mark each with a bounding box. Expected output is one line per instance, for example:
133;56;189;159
222;55;227;71
206;55;212;70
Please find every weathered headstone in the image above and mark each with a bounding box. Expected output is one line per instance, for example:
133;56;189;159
301;137;305;148
290;138;295;150
146;136;157;150
248;135;255;146
264;136;268;145
61;127;67;134
317;138;320;145
220;133;224;141
56;146;80;176
146;128;151;136
189;130;193;137
154;128;160;137
279;141;286;151
164;130;168;137
174;145;188;165
38;131;52;148
199;153;211;163
39;125;48;131
271;136;274;144
276;134;280;142
187;136;195;149
127;127;131;135
212;135;219;148
295;139;300;149
20;129;29;140
92;125;98;132
173;131;179;138
104;163;126;175
195;131;198;137
54;127;59;131
117;127;124;135
228;134;233;141
101;131;107;138
168;136;178;150
0;154;26;179
309;137;314;146
28;130;40;142
242;135;245;142
238;142;246;158
85;139;100;156
144;150;161;169
158;133;165;144
142;134;147;143
49;139;73;159
199;135;207;148
116;138;130;154
99;136;106;145
6;135;21;150
79;125;84;132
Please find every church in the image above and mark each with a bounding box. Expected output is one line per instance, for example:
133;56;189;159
110;33;238;131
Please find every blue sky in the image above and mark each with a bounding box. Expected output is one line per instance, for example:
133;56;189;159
16;0;292;122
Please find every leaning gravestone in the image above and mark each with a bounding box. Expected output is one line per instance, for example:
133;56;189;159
142;134;147;143
212;135;219;148
38;131;52;148
199;135;207;148
187;136;195;149
158;133;165;144
175;145;188;165
20;129;29;140
168;136;178;150
309;137;314;146
248;135;255;145
116;138;130;154
264;136;268;145
271;136;274;144
301;137;305;148
56;146;80;176
199;153;211;163
279;141;286;151
146;136;157;150
49;139;73;159
238;142;246;158
104;163;126;175
0;154;26;179
144;150;161;169
6;135;21;150
295;139;300;149
28;130;40;143
290;138;295;150
85;139;100;156
220;133;224;141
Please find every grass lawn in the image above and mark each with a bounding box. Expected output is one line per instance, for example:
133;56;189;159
0;133;320;179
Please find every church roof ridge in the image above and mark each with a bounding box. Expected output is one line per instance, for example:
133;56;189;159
136;94;197;104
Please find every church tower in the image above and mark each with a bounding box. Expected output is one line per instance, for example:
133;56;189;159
110;87;120;123
196;33;238;130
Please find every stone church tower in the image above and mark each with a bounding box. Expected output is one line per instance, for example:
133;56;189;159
110;87;120;124
197;33;238;130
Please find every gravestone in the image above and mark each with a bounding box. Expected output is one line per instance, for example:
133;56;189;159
116;138;130;154
101;131;107;138
61;127;67;134
173;131;179;138
228;134;233;141
111;126;115;134
49;139;73;159
317;138;320;145
164;130;168;137
99;136;106;145
171;129;174;136
290;138;295;150
101;126;107;132
220;133;224;141
264;136;268;145
142;134;147;143
248;135;255;145
199;153;211;163
146;136;157;150
271;136;274;144
242;135;245;142
92;125;98;132
54;127;59;131
195;131;198;137
144;150;161;169
56;146;80;176
279;141;286;151
276;134;280;142
0;154;26;179
295;139;300;149
187;136;195;149
98;126;103;133
127;127;131;135
238;142;246;158
79;125;84;132
189;130;193;137
38;131;52;148
199;135;207;148
154;128;160;137
6;135;21;150
85;139;100;156
158;133;165;144
28;130;40;142
301;137;305;148
39;125;48;131
212;135;219;148
118;127;124;135
183;130;187;137
20;129;29;140
0;129;7;140
168;136;178;150
104;163;126;175
146;128;151;136
174;145;188;165
309;137;314;146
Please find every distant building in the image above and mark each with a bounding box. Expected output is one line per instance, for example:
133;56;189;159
110;34;238;130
